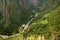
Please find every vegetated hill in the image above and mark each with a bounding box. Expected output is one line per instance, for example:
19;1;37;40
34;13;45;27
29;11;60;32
29;5;60;33
0;0;60;35
23;6;60;40
0;4;60;40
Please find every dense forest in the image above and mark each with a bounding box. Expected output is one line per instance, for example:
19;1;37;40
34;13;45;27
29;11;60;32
0;0;60;40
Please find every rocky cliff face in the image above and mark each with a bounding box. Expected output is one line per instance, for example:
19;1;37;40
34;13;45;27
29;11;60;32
29;0;60;12
28;0;40;6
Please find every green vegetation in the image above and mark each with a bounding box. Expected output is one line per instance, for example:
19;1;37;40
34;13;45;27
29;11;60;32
0;0;60;40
